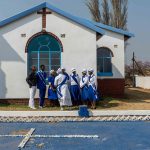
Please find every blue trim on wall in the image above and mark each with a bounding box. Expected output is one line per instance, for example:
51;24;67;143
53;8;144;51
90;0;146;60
97;72;113;77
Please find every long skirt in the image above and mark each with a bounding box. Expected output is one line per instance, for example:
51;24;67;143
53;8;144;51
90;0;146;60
48;88;58;101
70;85;80;101
88;85;99;101
81;86;89;101
58;84;72;107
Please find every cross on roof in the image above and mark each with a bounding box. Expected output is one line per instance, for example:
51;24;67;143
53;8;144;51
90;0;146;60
37;8;52;31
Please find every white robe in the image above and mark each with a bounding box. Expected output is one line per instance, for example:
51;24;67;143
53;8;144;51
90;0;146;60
54;73;72;106
88;74;97;90
80;75;89;88
70;74;80;86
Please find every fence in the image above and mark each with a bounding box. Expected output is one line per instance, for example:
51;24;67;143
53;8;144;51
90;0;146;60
135;76;150;89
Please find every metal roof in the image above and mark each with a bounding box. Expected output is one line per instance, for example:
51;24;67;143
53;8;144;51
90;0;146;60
0;2;134;38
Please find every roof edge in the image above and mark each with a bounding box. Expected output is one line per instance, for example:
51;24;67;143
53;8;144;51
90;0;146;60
0;2;105;35
93;22;135;38
0;2;47;27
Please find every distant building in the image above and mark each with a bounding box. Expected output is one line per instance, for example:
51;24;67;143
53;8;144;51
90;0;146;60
0;2;134;100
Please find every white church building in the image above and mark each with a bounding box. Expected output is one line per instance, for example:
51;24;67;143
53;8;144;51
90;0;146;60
0;2;134;101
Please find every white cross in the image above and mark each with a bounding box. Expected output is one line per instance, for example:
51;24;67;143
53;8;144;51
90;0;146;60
0;128;99;149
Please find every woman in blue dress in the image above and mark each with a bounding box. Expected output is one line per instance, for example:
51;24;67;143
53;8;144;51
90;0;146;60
88;69;99;109
80;69;89;105
70;68;81;105
48;70;58;106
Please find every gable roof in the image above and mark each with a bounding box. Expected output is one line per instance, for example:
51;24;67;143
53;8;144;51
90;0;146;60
0;2;134;39
74;17;134;38
93;22;134;38
0;2;104;35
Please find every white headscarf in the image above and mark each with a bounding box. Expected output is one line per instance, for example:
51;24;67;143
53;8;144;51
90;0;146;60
57;68;62;74
61;67;65;70
50;70;55;74
82;69;87;73
88;68;94;73
71;68;76;73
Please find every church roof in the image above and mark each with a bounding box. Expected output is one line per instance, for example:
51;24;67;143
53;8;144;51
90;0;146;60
0;2;134;38
93;22;134;38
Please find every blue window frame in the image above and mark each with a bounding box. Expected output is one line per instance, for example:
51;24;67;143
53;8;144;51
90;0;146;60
27;34;61;75
97;47;113;76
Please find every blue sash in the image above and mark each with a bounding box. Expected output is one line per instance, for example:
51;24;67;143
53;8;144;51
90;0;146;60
37;71;46;85
82;76;88;88
71;75;79;86
64;72;69;80
89;75;97;97
57;75;68;98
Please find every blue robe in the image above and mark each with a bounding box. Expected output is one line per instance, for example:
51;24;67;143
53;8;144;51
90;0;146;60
88;75;99;101
36;71;47;90
36;71;47;107
48;76;58;100
70;74;80;101
80;76;89;101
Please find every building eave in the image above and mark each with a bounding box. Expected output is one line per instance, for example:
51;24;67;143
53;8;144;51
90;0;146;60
0;2;105;35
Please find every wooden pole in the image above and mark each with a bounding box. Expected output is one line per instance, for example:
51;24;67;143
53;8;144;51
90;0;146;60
132;52;135;87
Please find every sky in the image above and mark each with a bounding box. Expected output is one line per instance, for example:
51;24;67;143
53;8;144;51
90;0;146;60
0;0;150;65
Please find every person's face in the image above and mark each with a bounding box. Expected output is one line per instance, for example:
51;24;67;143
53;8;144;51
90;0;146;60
88;71;92;76
41;66;45;71
62;69;65;73
82;72;86;76
72;71;76;75
32;67;36;73
54;71;57;76
51;72;55;76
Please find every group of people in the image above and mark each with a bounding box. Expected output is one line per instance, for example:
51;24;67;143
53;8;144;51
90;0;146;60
26;65;99;110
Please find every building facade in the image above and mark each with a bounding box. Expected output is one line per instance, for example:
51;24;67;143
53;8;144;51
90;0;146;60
0;2;134;100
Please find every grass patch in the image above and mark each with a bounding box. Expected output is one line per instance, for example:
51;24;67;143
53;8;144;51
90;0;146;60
0;104;79;111
0;88;150;110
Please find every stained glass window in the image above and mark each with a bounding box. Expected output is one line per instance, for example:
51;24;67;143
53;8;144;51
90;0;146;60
27;34;61;75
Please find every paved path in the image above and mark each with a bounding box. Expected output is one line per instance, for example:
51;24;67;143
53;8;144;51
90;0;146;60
0;122;150;150
1;110;150;117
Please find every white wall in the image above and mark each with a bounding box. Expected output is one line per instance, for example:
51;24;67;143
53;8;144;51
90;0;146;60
97;30;125;79
0;11;96;99
135;76;150;89
0;13;42;99
46;12;96;76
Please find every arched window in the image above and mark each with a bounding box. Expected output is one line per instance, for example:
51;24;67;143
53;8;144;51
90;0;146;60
97;47;113;76
27;33;62;75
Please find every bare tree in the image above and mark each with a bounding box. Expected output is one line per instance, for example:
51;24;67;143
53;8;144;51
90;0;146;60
85;0;101;22
110;0;128;30
102;0;110;25
86;0;128;30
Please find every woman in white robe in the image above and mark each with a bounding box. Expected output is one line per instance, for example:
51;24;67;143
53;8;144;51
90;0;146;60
54;68;72;110
88;69;99;109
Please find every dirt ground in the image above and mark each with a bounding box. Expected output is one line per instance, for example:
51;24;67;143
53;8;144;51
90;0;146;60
99;87;150;110
0;88;150;110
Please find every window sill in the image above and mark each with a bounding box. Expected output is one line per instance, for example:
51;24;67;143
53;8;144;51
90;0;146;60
97;72;113;77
